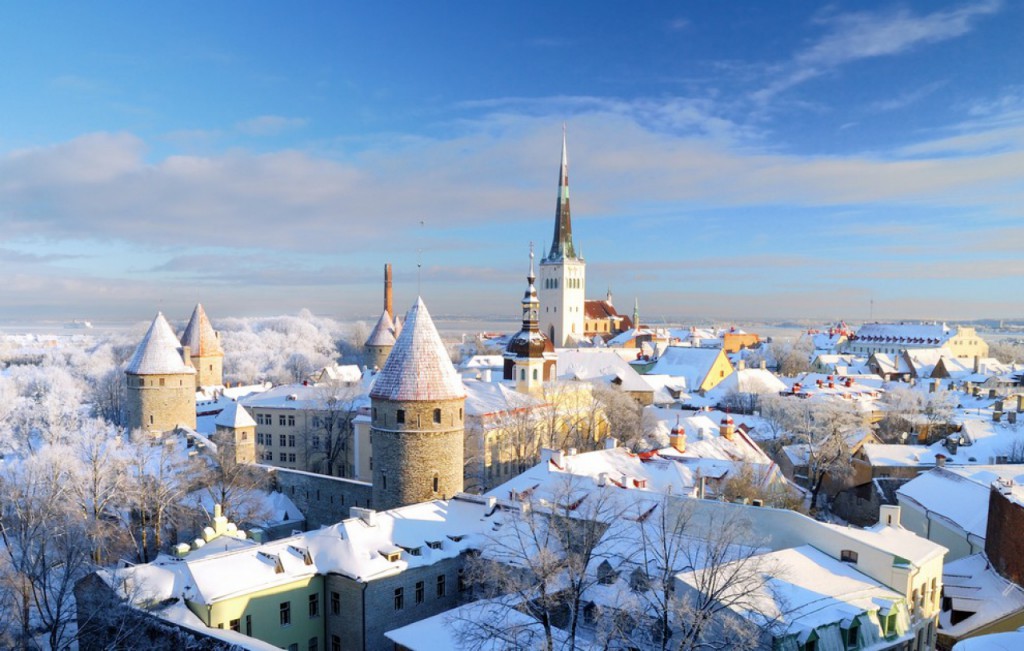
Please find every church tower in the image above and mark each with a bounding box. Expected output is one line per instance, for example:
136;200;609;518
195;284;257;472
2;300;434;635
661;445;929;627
370;297;466;511
364;263;398;371
504;244;557;395
180;303;223;389
125;312;197;434
539;127;585;347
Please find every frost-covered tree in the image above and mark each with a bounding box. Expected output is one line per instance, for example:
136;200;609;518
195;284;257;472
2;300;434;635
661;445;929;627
0;447;94;650
458;475;629;651
219;310;343;384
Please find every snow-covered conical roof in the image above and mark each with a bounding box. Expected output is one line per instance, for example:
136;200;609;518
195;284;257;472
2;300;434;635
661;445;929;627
365;309;397;347
126;312;196;375
369;297;465;402
181;303;223;357
215;401;256;429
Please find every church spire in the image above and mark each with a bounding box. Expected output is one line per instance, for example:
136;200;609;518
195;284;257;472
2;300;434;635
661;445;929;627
546;124;577;261
633;297;640;330
522;242;540;332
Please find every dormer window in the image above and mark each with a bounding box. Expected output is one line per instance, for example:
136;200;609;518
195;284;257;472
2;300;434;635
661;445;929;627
840;550;858;564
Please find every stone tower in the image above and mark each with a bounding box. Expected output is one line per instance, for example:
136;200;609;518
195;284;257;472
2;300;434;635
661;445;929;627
125;312;197;434
213;401;257;464
369;297;466;511
504;244;557;395
364;264;398;371
539;126;585;347
180;303;224;389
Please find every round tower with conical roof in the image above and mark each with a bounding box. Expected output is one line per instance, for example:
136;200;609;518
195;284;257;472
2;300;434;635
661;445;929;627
369;297;466;511
364;263;398;370
180;303;224;389
125;312;197;434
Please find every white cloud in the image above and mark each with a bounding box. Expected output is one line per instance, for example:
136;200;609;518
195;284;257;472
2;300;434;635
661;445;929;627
753;1;1001;102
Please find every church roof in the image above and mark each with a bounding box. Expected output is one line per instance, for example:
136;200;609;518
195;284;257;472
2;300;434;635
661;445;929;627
215;401;256;429
365;309;397;347
369;297;466;402
126;312;196;376
181;303;223;357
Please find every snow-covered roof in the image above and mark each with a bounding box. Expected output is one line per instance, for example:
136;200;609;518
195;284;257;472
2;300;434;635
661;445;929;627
385;598;579;651
647;346;727;389
459;354;505;371
896;466;1024;543
369;297;466;402
214;400;256;429
678;544;905;639
463;379;541;417
125;312;196;376
180;303;223;357
241;382;369;412
706;368;786;397
942;554;1024;638
953;628;1024;650
365;309;397;347
861;443;938;468
853;322;952;345
556;349;653;393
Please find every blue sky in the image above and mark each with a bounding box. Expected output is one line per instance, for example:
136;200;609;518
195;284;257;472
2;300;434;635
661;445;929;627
1;1;1022;324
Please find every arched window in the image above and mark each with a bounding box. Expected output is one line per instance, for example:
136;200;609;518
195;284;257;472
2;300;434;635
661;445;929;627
433;408;441;424
532;369;538;381
520;369;526;381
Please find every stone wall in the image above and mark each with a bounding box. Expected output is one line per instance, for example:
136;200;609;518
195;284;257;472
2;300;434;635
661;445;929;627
326;555;468;651
267;465;373;530
126;372;196;433
192;353;224;389
985;485;1024;584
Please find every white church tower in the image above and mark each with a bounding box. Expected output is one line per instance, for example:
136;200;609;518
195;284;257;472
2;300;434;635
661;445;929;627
539;127;585;347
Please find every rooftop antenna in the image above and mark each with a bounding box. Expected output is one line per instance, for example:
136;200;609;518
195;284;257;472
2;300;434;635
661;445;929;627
869;297;875;322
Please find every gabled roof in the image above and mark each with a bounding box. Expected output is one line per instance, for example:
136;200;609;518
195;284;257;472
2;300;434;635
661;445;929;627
369;298;466;402
126;313;196;376
648;346;726;389
214;401;256;429
365;309;398;347
180;303;223;357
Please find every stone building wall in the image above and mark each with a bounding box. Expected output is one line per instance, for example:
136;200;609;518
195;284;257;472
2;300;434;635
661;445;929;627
325;555;468;651
365;344;392;372
192;353;224;389
126;372;196;433
371;396;465;511
267;466;373;530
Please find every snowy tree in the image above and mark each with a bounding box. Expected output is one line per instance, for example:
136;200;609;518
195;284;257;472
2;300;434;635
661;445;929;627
303;380;363;478
219;311;343;384
67;422;134;564
792;400;865;510
876;386;925;442
592;384;657;451
457;475;630;651
193;435;273;527
769;337;814;376
124;433;202;562
0;447;94;650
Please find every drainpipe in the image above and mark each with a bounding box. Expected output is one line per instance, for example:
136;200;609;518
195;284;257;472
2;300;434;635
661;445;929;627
361;581;367;651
